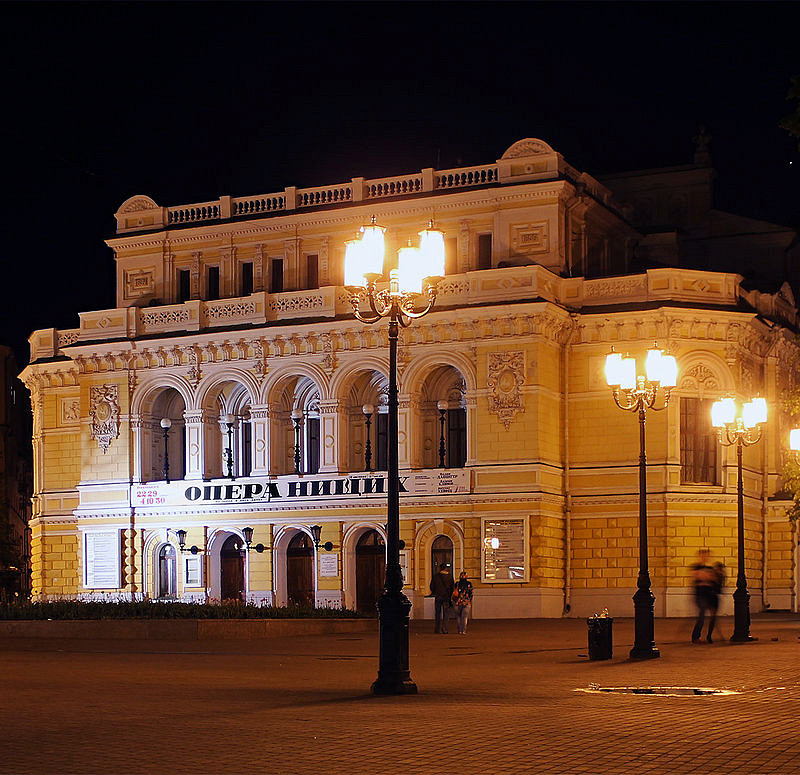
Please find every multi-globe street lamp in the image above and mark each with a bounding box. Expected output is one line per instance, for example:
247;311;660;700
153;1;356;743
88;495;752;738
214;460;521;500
437;399;448;468
362;403;374;471
223;413;237;480
604;345;678;659
344;215;445;695
710;396;767;642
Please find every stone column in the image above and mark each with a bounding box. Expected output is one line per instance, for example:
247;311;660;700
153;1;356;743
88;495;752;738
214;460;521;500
318;399;341;473
398;395;416;469
184;409;217;480
130;415;148;483
249;404;271;476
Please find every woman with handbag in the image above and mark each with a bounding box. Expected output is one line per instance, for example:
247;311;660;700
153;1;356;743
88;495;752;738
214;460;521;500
453;571;474;634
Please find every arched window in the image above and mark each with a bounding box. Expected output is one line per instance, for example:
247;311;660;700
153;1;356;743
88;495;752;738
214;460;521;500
157;544;177;599
149;388;186;482
431;535;453;577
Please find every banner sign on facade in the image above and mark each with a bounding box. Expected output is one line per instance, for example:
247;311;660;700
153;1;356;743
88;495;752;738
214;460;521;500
132;469;470;508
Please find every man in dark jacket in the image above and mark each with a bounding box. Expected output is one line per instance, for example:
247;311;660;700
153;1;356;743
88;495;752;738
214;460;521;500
430;564;455;633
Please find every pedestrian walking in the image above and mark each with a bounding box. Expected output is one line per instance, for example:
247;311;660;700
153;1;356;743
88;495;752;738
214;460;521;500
430;563;455;633
691;548;720;643
453;571;474;634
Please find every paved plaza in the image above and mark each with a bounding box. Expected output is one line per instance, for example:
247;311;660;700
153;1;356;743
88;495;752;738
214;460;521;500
1;612;799;774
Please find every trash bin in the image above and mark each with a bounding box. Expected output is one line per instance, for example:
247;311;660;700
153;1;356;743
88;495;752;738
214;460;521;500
587;616;613;660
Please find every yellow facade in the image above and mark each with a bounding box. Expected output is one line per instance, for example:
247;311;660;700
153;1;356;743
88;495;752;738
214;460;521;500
20;138;800;617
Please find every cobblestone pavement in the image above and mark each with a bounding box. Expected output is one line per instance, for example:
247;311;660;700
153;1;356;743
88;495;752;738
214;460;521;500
1;613;799;775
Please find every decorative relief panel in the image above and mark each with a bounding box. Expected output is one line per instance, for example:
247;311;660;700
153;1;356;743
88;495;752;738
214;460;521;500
510;222;549;255
680;363;719;394
125;269;155;299
89;385;120;454
487;351;525;430
60;397;81;426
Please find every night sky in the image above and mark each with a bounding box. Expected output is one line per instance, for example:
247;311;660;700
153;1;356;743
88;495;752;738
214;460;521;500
2;1;798;368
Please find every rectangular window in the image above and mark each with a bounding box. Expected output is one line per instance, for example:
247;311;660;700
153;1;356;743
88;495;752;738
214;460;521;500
271;258;284;293
241;262;254;296
307;417;320;475
178;269;191;303
207;266;220;300
477;233;492;270
376;412;388;471
306;254;319;289
681;397;718;484
445;237;458;275
447;407;467;468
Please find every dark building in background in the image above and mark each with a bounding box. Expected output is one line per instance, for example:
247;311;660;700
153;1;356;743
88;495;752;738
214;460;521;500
0;346;32;597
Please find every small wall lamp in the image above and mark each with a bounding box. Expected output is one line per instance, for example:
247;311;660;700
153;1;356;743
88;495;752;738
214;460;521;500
310;524;334;552
175;529;203;554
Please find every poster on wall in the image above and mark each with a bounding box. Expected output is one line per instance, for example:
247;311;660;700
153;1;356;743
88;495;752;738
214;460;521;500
319;554;338;578
84;530;121;588
481;518;528;583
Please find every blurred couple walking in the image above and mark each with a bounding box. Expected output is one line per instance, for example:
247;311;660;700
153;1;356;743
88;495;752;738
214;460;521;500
691;548;726;643
430;564;473;634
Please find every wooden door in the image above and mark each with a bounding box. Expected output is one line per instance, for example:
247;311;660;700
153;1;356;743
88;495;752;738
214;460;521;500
355;530;386;614
287;532;314;606
220;535;245;601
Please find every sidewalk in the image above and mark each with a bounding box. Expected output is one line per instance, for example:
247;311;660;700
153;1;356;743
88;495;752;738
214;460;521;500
1;613;798;774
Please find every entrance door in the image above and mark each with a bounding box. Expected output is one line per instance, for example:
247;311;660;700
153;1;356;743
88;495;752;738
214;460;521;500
287;532;314;606
157;544;177;598
355;530;386;614
220;535;245;601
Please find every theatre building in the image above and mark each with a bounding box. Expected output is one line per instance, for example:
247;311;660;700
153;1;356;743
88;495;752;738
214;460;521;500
20;137;800;617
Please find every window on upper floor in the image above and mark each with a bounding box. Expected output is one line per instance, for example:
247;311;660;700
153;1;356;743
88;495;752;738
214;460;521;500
178;269;191;303
306;254;319;290
271;258;284;293
680;397;718;484
241;262;254;296
207;266;220;301
477;233;492;270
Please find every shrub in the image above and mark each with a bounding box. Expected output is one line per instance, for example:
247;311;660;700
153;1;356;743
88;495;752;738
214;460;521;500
0;599;369;620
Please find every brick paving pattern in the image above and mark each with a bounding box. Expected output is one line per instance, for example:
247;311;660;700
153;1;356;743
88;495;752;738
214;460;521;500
1;613;799;774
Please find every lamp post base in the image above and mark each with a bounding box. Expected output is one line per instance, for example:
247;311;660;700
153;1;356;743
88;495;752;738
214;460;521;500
371;590;418;696
629;586;660;660
730;585;755;643
629;645;661;660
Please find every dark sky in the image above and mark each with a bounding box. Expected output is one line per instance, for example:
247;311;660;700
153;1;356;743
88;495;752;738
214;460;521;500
2;1;798;368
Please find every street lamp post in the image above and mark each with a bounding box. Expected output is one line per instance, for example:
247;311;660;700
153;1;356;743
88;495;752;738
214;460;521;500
160;418;172;483
345;215;445;695
710;396;767;642
362;403;374;471
437;400;448;468
223;414;237;480
291;408;304;476
604;345;677;659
